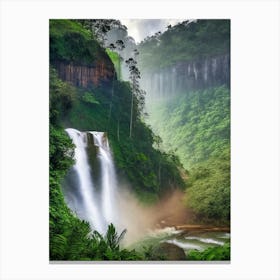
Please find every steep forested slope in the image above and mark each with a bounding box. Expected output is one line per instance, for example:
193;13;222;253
147;86;230;169
139;20;230;224
146;86;230;224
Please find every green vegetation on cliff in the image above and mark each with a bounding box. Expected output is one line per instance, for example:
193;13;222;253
147;86;230;168
50;19;111;66
146;86;230;224
138;20;230;70
106;49;121;79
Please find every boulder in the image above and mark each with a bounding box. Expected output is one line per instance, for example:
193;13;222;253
152;242;186;261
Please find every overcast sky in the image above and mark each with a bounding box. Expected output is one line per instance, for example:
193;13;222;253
120;19;185;43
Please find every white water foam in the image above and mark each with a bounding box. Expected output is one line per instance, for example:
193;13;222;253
165;239;203;251
184;236;224;246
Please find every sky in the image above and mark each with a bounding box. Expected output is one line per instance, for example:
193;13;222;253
120;19;184;43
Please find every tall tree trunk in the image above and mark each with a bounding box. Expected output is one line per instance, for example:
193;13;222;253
158;160;161;186
129;92;133;138
117;119;120;141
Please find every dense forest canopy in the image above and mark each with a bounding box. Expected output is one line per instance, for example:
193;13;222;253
138;19;230;70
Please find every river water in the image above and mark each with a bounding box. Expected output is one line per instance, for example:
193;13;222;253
130;227;230;256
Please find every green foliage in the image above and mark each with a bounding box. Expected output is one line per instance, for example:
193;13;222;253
50;19;92;40
142;245;167;260
49;66;75;170
84;224;141;261
147;86;230;169
106;49;121;79
50;19;106;64
104;223;126;251
49;132;82;260
135;191;159;205
49;125;74;172
81;91;100;104
49;67;75;124
187;242;230;260
139;20;230;70
146;86;230;223
185;152;230;224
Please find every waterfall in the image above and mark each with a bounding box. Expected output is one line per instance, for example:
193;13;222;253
193;63;198;80
140;54;230;101
64;128;119;234
91;131;118;227
203;60;208;82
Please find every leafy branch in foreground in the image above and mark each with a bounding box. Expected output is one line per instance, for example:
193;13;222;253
93;223;127;251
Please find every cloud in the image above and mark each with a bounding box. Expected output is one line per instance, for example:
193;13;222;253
120;19;184;43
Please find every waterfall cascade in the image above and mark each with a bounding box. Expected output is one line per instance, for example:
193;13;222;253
64;128;119;234
140;54;230;100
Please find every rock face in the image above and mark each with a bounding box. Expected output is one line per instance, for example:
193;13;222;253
54;60;115;88
140;54;230;99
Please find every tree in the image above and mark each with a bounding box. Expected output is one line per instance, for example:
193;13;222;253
106;40;125;133
151;133;163;184
115;39;125;51
76;19;127;48
125;49;146;138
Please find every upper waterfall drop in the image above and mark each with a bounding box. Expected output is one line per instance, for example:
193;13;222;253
64;128;120;234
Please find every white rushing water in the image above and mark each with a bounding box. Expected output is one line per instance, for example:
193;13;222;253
65;128;119;234
165;239;203;251
90;131;118;227
184;236;224;246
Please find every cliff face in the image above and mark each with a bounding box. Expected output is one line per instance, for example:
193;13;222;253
54;60;115;88
50;20;116;88
140;54;230;99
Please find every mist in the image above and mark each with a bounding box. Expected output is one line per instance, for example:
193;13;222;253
120;19;184;43
116;185;191;245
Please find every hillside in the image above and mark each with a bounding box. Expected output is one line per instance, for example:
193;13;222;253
138;19;230;225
